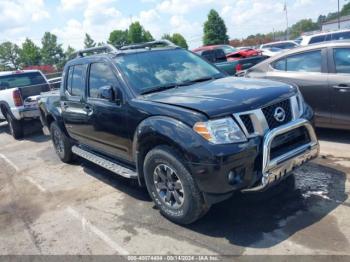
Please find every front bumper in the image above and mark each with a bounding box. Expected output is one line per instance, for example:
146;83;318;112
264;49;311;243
241;118;319;192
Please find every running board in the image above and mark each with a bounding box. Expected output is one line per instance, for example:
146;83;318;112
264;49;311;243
72;146;137;179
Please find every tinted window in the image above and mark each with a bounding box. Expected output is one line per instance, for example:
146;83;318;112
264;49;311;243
70;65;86;97
114;49;222;94
89;63;117;98
66;67;74;94
332;31;350;41
334;48;350;74
201;50;216;63
272;59;286;70
0;72;46;90
309;35;326;44
286;51;322;72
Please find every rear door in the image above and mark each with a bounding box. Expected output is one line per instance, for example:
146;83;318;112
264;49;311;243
327;47;350;129
83;61;132;162
265;49;331;126
61;64;90;143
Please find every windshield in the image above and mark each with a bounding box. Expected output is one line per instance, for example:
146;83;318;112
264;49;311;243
0;72;46;90
114;49;223;94
221;45;237;55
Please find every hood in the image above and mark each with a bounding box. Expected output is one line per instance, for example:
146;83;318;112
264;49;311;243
142;77;297;118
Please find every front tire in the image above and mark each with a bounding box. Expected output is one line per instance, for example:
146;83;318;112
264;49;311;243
6;113;23;139
50;121;73;163
144;146;209;224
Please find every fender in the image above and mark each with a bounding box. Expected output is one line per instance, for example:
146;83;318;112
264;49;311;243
132;116;211;185
41;100;70;137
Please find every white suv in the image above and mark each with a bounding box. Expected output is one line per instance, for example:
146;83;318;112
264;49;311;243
299;29;350;46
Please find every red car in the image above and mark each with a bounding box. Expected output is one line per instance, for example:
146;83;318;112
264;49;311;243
192;45;261;61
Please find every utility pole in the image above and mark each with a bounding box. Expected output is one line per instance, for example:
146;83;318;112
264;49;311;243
338;0;341;29
284;1;289;40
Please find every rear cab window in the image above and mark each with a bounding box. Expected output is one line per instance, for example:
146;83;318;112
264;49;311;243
0;72;46;90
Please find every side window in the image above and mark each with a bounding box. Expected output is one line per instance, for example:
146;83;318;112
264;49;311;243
201;50;216;63
286;51;322;72
332;31;350;41
89;63;117;99
71;65;86;97
214;49;227;62
272;59;286;71
66;67;74;94
334;48;350;74
309;35;326;44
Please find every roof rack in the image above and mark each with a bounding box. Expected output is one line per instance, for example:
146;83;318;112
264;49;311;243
75;44;118;58
119;40;177;50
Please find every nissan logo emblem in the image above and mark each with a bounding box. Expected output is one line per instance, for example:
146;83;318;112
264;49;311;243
274;107;286;122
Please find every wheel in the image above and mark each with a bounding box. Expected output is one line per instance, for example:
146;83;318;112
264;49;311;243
50;121;73;163
143;146;209;224
6;113;23;139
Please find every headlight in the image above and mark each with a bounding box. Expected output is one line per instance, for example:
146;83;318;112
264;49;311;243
193;117;247;144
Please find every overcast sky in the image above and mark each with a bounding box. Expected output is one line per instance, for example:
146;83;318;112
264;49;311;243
0;0;346;49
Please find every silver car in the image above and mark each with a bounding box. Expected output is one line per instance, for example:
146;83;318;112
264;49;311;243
245;41;350;130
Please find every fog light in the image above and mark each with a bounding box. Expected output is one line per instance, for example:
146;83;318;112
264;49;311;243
228;168;245;185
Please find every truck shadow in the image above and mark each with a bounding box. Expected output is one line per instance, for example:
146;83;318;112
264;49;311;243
316;128;350;144
0;120;50;143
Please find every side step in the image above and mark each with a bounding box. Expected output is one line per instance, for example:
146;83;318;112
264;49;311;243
72;146;137;179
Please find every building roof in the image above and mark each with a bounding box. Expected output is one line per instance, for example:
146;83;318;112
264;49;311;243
323;15;350;25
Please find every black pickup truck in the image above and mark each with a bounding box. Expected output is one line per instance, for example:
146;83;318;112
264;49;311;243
39;40;319;224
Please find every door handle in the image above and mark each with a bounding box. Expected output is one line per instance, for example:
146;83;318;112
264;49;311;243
333;84;350;92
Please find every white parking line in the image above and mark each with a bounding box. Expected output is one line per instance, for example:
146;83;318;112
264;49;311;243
0;153;19;172
66;207;129;255
24;176;47;193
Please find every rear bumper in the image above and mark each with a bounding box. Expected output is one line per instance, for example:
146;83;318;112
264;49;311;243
12;107;40;120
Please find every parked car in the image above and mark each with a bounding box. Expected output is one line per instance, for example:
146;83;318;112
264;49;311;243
260;40;299;50
193;45;261;62
260;47;284;57
194;48;268;75
0;70;51;138
299;29;350;46
244;41;350;130
39;41;319;224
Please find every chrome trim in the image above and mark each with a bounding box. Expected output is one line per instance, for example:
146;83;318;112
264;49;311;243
242;118;319;192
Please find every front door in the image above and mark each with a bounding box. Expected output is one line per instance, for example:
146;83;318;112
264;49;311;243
328;47;350;129
83;61;132;162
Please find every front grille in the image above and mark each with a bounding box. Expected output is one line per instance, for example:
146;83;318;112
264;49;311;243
262;99;292;130
270;126;310;159
240;114;254;134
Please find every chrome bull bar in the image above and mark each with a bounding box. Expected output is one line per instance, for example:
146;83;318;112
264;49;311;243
242;118;319;192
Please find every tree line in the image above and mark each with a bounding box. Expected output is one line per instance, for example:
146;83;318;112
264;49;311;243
0;21;190;71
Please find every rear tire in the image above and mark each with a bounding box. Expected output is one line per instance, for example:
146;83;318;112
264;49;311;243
6;113;23;139
144;145;209;224
50;121;73;163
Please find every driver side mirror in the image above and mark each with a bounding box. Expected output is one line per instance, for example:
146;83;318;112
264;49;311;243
97;85;122;105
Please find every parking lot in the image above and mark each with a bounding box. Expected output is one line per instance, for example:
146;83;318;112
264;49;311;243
0;120;349;256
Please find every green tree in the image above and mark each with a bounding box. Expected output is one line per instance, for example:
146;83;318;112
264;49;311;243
290;19;319;39
20;38;41;67
41;32;63;65
84;33;96;48
0;42;21;69
108;30;129;46
57;45;76;69
162;33;188;49
128;22;154;44
341;2;350;16
203;9;229;45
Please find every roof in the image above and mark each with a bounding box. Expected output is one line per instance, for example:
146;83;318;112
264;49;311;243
323;15;350;25
261;40;298;46
0;70;41;77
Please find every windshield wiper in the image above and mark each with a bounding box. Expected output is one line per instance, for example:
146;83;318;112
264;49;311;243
181;75;222;85
141;83;179;95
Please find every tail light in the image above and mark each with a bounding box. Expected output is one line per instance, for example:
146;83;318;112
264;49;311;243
235;64;243;72
12;89;23;107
